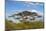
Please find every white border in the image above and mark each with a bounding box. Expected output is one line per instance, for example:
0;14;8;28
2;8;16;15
0;0;5;31
0;0;46;31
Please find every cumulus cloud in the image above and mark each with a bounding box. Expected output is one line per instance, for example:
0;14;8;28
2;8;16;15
31;10;43;16
31;10;38;12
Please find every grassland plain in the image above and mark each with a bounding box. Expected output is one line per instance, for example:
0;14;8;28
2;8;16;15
5;19;44;31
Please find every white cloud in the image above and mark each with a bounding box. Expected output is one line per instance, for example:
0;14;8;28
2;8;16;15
31;10;43;16
9;0;43;6
31;10;38;12
25;2;43;5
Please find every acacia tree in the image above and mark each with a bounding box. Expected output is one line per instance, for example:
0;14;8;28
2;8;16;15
9;11;38;23
16;11;32;22
31;12;38;20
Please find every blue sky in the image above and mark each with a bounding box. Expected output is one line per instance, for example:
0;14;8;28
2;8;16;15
5;0;44;18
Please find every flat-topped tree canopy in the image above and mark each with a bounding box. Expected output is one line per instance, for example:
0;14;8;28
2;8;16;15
9;11;39;17
16;11;38;16
13;11;32;16
22;11;32;16
9;14;15;17
32;12;38;16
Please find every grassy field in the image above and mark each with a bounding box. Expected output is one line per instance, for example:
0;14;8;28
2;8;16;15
5;19;44;31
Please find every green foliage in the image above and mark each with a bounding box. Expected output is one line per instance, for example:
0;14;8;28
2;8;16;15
5;19;44;30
